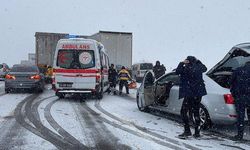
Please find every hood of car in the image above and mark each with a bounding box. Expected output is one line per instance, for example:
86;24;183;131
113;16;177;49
207;43;250;76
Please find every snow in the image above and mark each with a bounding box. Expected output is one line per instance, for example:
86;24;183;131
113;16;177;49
0;83;250;149
0;93;30;118
86;93;250;150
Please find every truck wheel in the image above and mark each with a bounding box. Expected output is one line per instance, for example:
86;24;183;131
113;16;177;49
56;92;65;99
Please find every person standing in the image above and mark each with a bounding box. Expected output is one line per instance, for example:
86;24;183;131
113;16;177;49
230;61;250;141
176;56;207;138
153;61;166;79
108;64;118;95
118;66;132;95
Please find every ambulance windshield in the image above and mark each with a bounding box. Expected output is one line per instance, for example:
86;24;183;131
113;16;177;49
57;50;95;69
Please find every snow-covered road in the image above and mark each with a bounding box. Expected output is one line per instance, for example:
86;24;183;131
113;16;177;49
0;81;250;150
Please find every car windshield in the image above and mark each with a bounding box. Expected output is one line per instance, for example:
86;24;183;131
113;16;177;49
57;49;95;69
140;63;153;70
11;66;38;72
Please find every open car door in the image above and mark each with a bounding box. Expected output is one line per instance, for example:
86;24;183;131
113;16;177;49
142;71;155;106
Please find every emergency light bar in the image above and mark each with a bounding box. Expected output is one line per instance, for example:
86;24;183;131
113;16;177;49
66;35;78;38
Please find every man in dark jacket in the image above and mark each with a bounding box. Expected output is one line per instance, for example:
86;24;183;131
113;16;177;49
153;61;166;79
230;61;250;141
108;64;118;95
176;56;207;138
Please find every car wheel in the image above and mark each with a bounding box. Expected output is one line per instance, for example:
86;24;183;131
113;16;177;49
35;87;43;93
192;104;212;130
136;93;148;112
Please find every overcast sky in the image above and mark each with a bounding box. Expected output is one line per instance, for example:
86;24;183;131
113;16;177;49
1;0;250;69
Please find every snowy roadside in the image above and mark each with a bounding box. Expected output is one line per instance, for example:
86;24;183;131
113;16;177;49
86;94;250;150
0;93;30;118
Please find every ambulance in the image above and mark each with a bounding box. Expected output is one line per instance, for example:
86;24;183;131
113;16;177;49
52;38;109;99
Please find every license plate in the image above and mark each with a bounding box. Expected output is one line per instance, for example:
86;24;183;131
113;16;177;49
59;83;72;87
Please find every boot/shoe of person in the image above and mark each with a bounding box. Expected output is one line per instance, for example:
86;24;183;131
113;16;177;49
232;134;243;141
178;130;192;138
193;126;201;138
113;91;117;95
119;92;122;95
126;91;129;94
193;133;201;138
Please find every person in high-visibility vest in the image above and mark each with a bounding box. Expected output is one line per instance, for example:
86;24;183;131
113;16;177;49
45;66;53;83
118;66;132;95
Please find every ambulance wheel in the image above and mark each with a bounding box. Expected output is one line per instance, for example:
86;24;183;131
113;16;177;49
97;88;103;99
97;92;103;99
5;88;10;93
56;92;65;99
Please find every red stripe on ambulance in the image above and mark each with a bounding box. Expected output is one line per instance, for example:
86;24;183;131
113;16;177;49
54;69;99;73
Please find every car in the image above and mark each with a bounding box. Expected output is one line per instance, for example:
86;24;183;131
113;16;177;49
52;38;110;99
5;65;45;93
131;62;153;82
0;63;10;80
136;43;250;129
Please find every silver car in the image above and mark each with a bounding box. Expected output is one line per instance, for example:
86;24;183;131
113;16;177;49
136;43;250;128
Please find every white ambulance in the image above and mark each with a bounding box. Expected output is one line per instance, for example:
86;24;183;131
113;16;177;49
52;38;110;99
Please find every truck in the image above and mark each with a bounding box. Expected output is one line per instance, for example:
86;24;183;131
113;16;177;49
35;31;132;70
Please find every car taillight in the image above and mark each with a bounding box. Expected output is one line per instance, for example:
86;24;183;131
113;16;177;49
224;94;235;104
30;75;41;80
5;74;16;80
96;73;101;83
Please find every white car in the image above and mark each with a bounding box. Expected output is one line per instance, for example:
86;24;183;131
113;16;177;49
136;43;250;128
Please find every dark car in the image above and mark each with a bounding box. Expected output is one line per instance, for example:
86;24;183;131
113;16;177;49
5;65;45;93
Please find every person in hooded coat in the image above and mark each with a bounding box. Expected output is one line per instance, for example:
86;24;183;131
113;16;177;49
108;64;118;95
176;56;207;138
230;61;250;141
153;61;166;79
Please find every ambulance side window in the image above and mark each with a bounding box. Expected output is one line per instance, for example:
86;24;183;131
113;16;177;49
101;52;105;68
